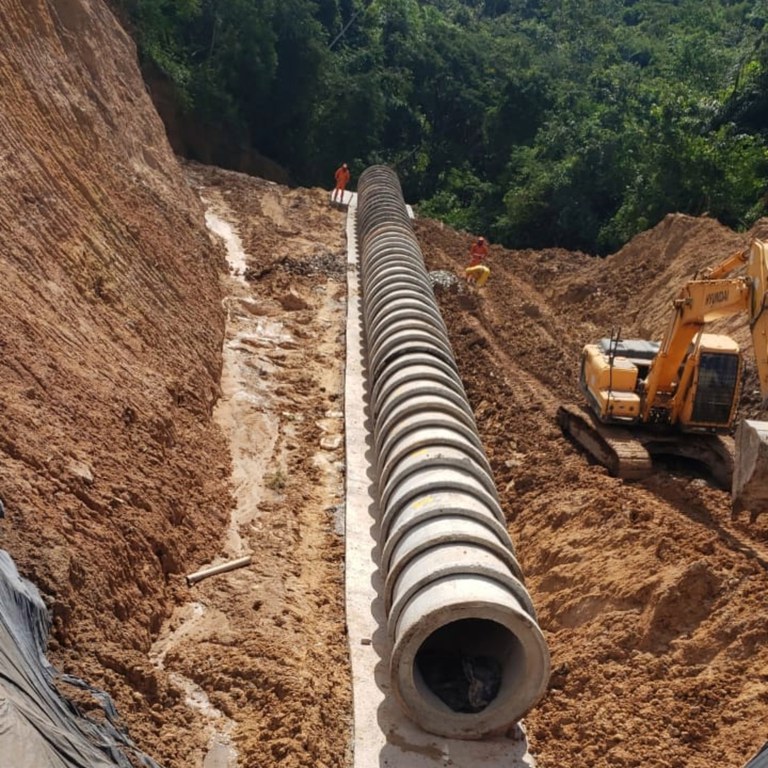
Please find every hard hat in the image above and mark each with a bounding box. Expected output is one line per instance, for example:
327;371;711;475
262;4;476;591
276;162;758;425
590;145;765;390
343;163;348;168
478;236;485;243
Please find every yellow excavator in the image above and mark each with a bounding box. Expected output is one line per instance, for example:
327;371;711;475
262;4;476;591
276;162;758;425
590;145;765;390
557;239;768;510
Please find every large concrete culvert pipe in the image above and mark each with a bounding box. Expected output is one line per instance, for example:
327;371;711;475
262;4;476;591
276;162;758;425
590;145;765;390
356;165;550;740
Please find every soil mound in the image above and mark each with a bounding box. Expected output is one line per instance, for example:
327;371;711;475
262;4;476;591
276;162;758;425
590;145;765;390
416;215;768;767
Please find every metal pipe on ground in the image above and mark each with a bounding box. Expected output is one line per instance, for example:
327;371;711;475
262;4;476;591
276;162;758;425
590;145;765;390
356;164;550;740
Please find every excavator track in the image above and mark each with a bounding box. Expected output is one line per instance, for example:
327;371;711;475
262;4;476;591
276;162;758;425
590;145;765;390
557;403;735;488
556;404;653;480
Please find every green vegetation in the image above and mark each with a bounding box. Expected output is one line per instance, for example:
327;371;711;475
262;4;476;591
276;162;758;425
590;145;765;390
265;468;286;492
111;0;768;253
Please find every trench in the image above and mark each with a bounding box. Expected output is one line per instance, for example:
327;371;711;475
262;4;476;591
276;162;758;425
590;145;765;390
149;602;238;768
149;200;286;768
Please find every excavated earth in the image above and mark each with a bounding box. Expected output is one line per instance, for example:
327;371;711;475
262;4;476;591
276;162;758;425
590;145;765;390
1;2;768;768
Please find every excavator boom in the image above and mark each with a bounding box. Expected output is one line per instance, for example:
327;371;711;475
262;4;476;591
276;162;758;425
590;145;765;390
747;239;768;397
641;278;750;421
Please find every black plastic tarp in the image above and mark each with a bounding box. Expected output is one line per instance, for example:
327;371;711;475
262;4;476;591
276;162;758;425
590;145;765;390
0;549;162;768
745;741;768;768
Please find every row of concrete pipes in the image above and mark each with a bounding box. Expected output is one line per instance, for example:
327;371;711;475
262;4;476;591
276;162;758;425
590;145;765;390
356;165;550;740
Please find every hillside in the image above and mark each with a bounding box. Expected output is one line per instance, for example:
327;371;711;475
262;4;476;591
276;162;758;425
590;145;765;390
418;213;768;766
115;0;768;255
1;2;767;768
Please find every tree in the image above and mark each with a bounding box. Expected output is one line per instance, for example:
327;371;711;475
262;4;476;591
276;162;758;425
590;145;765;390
111;0;768;252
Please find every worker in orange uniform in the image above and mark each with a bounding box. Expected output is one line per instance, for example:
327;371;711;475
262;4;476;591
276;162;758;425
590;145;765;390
464;236;491;287
332;163;351;203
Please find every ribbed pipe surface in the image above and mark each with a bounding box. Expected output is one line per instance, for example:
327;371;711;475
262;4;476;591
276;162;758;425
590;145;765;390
357;164;550;739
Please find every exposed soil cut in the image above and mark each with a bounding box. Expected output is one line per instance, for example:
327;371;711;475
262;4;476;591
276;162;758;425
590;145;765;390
1;3;768;768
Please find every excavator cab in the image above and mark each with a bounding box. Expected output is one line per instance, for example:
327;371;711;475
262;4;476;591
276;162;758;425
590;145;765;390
678;335;741;431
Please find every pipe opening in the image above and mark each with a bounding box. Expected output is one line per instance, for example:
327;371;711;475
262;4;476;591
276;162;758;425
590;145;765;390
414;618;522;714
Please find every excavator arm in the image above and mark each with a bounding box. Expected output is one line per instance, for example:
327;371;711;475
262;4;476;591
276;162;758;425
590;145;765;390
700;246;749;280
642;239;768;420
746;239;768;400
641;278;751;420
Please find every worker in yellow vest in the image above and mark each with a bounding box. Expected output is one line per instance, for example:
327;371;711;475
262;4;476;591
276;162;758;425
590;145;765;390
464;236;490;287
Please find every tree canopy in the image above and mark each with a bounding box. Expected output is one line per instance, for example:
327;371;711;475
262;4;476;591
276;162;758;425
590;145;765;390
111;0;768;254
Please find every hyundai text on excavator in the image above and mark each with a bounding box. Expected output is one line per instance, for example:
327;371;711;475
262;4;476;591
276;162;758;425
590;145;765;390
557;238;768;514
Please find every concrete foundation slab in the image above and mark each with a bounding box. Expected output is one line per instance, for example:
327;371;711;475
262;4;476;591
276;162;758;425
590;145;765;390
343;196;537;767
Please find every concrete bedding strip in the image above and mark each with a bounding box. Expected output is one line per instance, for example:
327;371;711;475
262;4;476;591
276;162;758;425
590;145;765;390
342;193;537;767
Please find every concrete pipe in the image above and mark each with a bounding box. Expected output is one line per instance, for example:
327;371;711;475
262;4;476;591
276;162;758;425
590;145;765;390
385;543;536;628
360;229;422;255
367;313;454;358
390;577;549;740
364;279;436;323
359;210;412;243
363;246;423;269
377;423;494;492
373;376;470;428
369;332;457;384
364;279;436;314
362;273;444;304
364;268;429;301
362;231;422;260
363;245;424;271
365;284;439;316
373;392;479;455
383;517;526;590
380;491;517;570
357;164;549;739
378;447;500;513
367;310;448;351
380;466;505;537
373;377;475;431
371;363;466;418
367;298;448;339
366;302;448;343
360;230;419;261
370;352;464;409
363;258;429;290
376;413;487;478
364;276;437;323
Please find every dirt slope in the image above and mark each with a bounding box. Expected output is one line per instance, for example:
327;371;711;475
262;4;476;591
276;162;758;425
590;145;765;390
1;2;768;768
0;0;231;759
418;216;768;767
0;0;226;668
1;3;352;766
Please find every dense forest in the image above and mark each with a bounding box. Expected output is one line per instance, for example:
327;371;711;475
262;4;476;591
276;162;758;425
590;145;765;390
111;0;768;253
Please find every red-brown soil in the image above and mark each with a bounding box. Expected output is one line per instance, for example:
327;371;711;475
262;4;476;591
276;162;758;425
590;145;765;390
418;213;768;768
1;3;767;768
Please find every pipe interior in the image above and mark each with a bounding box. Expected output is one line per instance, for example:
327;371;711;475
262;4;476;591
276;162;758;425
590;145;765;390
413;618;523;715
